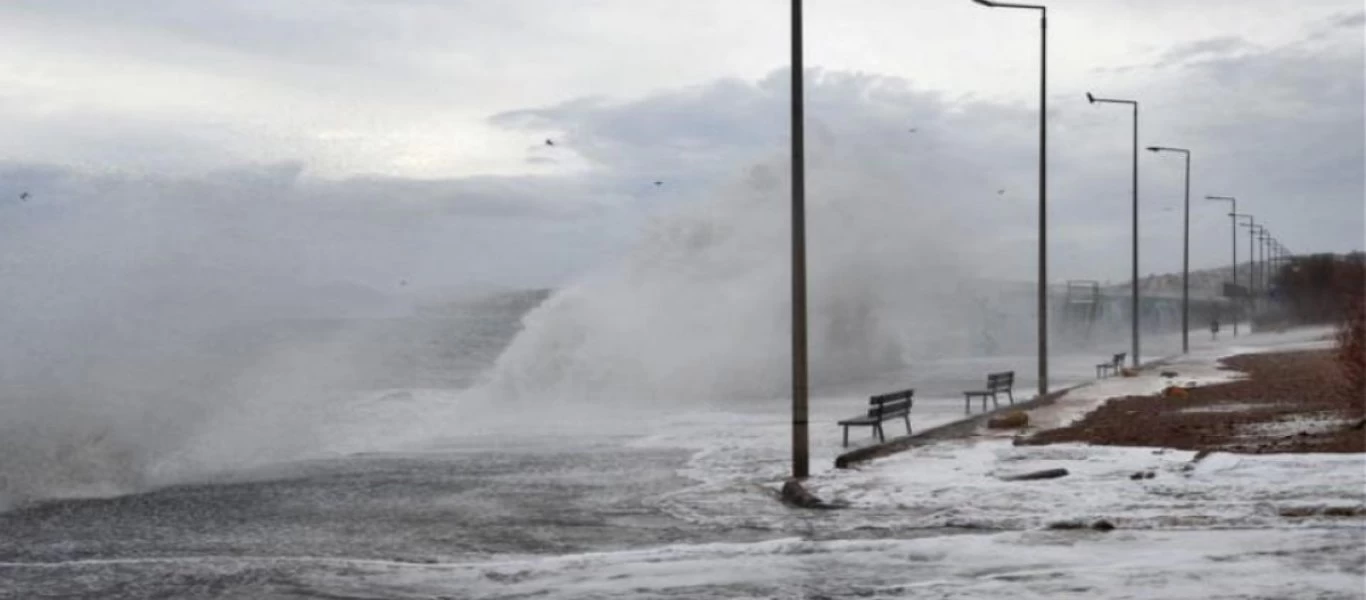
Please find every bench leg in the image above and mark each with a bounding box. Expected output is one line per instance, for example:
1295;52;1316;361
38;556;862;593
1007;389;1015;404
843;426;849;448
903;414;912;434
875;423;885;443
991;392;999;409
964;394;971;414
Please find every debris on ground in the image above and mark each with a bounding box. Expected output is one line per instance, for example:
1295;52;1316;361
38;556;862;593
1162;386;1190;399
999;468;1069;481
987;411;1029;429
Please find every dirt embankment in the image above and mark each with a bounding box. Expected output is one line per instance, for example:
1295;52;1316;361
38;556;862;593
1025;350;1365;453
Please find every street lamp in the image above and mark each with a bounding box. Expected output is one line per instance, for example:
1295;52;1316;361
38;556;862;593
1234;215;1256;301
790;0;809;480
1244;223;1265;313
1147;145;1192;353
972;0;1050;397
1256;230;1267;304
1087;91;1141;365
1206;195;1238;336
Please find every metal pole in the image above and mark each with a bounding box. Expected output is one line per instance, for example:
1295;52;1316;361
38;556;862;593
1131;104;1139;365
1087;93;1141;364
1147;146;1191;348
1233;214;1254;326
1257;231;1263;308
1038;9;1049;396
1248;222;1256;308
1181;152;1190;353
973;0;1048;395
1258;232;1265;309
1230;201;1237;336
1208;196;1238;336
1260;231;1269;306
789;0;809;481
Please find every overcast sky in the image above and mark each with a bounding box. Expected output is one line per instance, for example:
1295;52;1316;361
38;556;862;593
0;0;1361;296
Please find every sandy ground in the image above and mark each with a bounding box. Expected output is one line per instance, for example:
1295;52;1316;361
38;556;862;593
1026;349;1364;453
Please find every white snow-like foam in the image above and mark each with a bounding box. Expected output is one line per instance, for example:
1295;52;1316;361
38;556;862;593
806;441;1365;531
271;528;1364;599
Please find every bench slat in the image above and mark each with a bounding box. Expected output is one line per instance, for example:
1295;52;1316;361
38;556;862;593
868;400;911;418
869;388;914;404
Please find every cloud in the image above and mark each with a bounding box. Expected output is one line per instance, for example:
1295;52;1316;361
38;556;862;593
1331;11;1366;28
1153;36;1254;68
482;24;1361;280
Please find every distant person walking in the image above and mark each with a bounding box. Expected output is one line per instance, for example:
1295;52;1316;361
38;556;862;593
1210;317;1221;341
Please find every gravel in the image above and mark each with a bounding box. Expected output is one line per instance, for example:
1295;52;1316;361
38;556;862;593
1023;350;1364;454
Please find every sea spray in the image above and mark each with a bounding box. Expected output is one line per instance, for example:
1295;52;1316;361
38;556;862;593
483;148;1033;406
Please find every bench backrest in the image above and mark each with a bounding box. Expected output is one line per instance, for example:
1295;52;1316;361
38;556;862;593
868;388;914;418
1112;352;1127;365
986;371;1014;391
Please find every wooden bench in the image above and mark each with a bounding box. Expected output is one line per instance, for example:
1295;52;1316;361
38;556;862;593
963;371;1015;414
1096;352;1127;378
837;388;913;447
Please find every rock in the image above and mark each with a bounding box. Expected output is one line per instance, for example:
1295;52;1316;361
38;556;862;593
1351;418;1366;431
1129;471;1144;480
1046;520;1085;530
1091;519;1116;531
1162;386;1190;399
987;411;1030;429
1160;370;1179;378
1120;367;1139;378
1000;468;1069;481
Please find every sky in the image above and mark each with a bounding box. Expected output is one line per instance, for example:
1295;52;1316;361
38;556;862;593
0;0;1362;297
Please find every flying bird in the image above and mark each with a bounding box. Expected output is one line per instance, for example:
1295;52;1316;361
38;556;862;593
19;192;30;201
908;127;918;133
997;189;1006;196
544;139;555;146
653;181;663;186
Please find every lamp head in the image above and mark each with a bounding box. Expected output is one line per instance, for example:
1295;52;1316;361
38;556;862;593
1086;92;1095;104
1145;146;1162;152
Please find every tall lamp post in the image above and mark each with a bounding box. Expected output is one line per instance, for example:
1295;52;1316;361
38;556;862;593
1206;195;1238;336
972;0;1049;396
1234;214;1256;302
1087;92;1140;366
1244;223;1265;313
1147;145;1192;353
789;0;809;480
1256;229;1267;304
